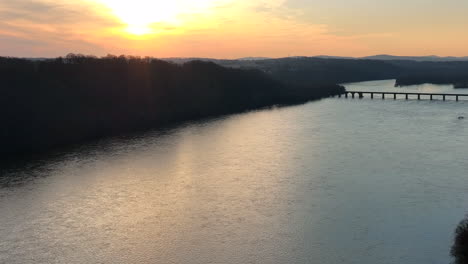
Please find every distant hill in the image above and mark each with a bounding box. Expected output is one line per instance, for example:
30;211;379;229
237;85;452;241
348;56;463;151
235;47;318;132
162;57;217;64
361;54;468;62
237;57;271;61
216;57;403;85
313;55;355;60
162;56;468;86
235;55;468;62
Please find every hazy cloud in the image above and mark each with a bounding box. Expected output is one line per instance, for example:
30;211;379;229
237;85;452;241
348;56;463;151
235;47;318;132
0;0;118;56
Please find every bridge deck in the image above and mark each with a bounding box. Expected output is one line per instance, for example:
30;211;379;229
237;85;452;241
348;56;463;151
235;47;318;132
337;91;468;101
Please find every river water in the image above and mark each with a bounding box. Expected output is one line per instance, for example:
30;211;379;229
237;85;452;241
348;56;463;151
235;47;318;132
1;80;468;264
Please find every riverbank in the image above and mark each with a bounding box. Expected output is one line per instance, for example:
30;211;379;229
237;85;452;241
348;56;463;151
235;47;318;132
395;75;468;88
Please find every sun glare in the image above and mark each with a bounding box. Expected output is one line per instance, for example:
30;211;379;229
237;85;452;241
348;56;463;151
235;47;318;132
98;0;222;36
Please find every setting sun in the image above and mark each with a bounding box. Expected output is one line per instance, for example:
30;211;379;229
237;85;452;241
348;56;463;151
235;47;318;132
97;0;221;35
98;0;179;35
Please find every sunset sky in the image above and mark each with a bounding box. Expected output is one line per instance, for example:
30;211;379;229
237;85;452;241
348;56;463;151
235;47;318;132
1;0;467;58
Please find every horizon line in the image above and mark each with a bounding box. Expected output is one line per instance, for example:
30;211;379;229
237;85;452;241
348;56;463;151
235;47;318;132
3;54;468;60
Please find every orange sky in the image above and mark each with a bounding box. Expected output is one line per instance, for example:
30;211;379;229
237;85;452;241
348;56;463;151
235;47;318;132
0;0;467;58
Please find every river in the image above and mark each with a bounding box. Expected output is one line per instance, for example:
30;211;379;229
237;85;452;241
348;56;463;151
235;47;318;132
1;79;468;264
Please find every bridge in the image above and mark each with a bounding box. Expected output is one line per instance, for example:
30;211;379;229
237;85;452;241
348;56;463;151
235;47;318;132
336;91;468;101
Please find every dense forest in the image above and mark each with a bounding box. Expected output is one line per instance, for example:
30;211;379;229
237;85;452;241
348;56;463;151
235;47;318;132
395;74;468;87
0;55;344;158
171;57;404;85
390;61;468;87
175;57;468;87
243;58;403;85
250;58;468;87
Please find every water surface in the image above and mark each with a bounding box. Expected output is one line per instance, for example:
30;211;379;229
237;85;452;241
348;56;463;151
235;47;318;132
1;80;468;264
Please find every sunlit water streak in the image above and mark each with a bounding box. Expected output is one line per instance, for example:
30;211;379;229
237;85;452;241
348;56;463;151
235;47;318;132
1;80;468;264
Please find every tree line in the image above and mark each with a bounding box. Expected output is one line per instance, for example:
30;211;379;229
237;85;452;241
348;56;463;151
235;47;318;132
0;54;344;158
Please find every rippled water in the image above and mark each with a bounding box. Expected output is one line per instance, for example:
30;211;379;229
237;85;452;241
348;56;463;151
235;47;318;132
1;80;468;264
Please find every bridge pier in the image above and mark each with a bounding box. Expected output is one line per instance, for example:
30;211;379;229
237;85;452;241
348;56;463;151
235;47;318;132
418;94;421;100
430;95;433;100
359;92;363;99
371;93;374;99
393;93;397;100
351;92;355;99
345;93;348;98
382;93;385;99
457;96;459;101
443;95;446;101
405;94;408;100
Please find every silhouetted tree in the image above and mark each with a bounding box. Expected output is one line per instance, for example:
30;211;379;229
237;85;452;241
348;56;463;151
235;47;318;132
452;216;468;264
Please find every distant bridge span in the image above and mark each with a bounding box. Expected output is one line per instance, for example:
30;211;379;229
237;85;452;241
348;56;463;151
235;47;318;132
336;91;468;101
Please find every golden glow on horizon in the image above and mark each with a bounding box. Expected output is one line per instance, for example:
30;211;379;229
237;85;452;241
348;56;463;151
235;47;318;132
98;0;221;36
